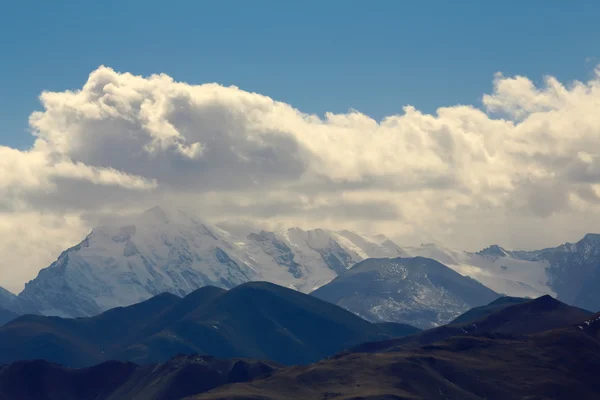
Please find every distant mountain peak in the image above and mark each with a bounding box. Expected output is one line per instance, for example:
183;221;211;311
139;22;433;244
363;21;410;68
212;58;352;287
312;256;499;328
477;244;510;257
142;205;170;223
580;233;600;246
18;210;412;317
139;205;208;227
0;286;15;298
523;294;563;312
232;280;279;290
532;293;556;302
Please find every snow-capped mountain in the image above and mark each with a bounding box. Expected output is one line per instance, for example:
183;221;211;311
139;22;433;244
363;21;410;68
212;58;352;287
312;257;499;328
15;205;600;318
402;243;555;299
404;235;600;312
18;206;405;317
515;233;600;312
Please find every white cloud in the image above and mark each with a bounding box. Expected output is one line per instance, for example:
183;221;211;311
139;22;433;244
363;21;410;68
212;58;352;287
0;211;88;292
2;65;600;292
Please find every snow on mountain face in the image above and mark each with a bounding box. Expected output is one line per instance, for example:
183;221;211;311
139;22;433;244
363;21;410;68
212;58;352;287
403;243;554;299
18;202;600;318
477;245;511;258
19;207;258;316
519;233;600;312
312;257;499;329
404;234;600;312
18;207;406;317
314;234;600;327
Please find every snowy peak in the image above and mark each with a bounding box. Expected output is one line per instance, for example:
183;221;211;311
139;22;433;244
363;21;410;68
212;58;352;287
531;233;600;258
312;256;499;328
15;213;600;321
577;233;600;255
139;205;206;225
521;232;600;312
403;242;463;266
142;205;170;224
283;228;356;275
398;241;556;300
335;230;408;259
459;233;600;312
17;206;415;317
247;231;303;278
19;208;259;316
477;244;511;258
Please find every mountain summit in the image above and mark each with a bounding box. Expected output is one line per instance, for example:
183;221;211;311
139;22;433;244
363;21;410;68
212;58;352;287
312;257;499;328
477;244;511;258
14;205;600;318
18;206;406;317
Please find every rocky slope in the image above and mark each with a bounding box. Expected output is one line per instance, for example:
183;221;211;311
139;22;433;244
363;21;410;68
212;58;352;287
517;233;600;312
405;235;600;313
404;243;555;299
433;233;600;312
311;257;499;328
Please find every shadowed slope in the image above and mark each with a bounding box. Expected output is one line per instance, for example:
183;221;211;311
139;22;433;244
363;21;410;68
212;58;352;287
351;294;593;353
0;355;278;400
0;308;19;327
0;282;418;367
191;323;600;399
125;281;414;365
450;295;529;324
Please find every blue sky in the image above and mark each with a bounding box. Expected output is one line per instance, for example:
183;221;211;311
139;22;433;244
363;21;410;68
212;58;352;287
1;0;599;149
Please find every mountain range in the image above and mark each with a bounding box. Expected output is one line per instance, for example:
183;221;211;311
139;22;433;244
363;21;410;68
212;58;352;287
1;295;597;400
0;281;419;368
412;234;600;313
1;206;600;327
15;207;407;318
191;297;600;400
194;329;600;400
350;294;593;353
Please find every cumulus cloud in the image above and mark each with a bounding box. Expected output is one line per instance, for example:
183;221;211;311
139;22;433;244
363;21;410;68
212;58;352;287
0;211;88;291
2;65;600;291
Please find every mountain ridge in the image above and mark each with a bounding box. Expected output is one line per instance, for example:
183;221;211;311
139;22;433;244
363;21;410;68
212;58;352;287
349;294;593;354
17;206;410;318
0;281;420;367
190;296;600;400
11;205;600;319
